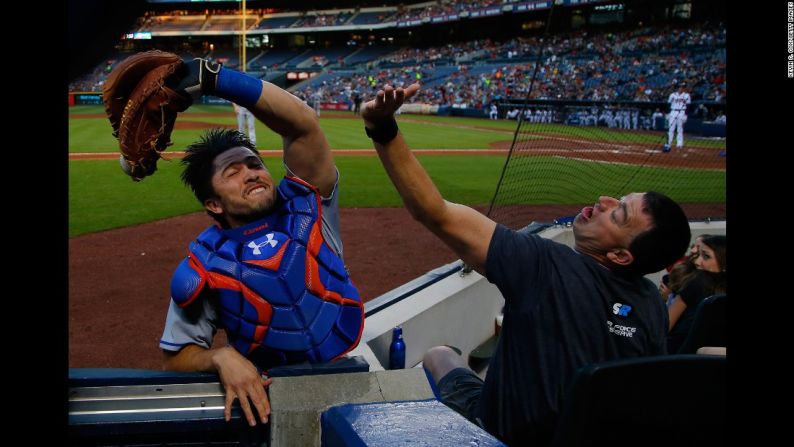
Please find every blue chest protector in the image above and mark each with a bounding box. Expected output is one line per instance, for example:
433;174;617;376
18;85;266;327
170;176;364;369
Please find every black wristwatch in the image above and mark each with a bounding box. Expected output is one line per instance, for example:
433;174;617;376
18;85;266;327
364;117;399;144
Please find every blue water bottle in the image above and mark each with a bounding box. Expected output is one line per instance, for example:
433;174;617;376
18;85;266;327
389;326;406;370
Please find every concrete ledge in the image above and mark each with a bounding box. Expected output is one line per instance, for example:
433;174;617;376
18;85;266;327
269;369;435;447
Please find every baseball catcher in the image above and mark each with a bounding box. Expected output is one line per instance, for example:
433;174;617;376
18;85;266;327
109;50;366;427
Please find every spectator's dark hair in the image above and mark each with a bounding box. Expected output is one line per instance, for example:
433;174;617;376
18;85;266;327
699;235;727;294
700;235;727;272
616;191;691;277
180;128;259;225
668;260;695;294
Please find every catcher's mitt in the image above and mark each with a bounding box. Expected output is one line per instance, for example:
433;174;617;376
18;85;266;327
102;50;192;180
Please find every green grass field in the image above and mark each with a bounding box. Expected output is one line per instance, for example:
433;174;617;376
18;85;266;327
69;106;726;237
69;106;516;153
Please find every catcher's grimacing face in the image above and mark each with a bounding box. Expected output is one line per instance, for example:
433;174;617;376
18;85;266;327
204;146;277;228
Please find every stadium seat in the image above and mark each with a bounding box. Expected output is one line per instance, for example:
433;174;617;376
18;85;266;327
550;354;726;447
676;294;727;354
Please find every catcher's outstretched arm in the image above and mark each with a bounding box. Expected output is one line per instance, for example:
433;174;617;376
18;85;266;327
104;51;334;187
249;81;336;198
183;62;336;197
170;58;336;195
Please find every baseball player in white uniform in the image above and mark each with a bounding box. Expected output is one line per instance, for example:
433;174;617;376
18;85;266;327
233;103;257;147
312;86;324;117
665;82;691;152
489;103;498;120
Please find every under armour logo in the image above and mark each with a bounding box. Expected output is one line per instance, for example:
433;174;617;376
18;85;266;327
248;233;278;255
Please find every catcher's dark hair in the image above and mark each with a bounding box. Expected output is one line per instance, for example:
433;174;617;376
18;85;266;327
614;191;691;277
180;127;259;204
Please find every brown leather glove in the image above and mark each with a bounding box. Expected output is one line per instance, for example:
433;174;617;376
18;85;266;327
102;50;192;181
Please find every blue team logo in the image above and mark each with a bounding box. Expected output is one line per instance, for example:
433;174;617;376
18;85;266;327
612;303;632;317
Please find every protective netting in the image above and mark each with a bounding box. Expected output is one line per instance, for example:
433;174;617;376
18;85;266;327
486;8;725;229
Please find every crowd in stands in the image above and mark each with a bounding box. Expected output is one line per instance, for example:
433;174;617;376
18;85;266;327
71;18;726;124
137;8;391;33
68;47;208;92
69;58;118;92
132;0;552;34
138;8;274;33
395;2;457;22
140;0;524;28
132;0;723;40
292;65;431;106
393;0;512;22
292;13;352;28
382;39;498;65
288;22;725;113
141;8;273;18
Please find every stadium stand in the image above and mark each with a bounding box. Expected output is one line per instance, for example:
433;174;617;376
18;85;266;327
350;10;393;25
203;16;259;32
256;15;300;30
72;1;726;108
68;0;726;222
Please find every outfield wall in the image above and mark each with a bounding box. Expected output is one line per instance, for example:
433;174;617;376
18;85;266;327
68;92;725;138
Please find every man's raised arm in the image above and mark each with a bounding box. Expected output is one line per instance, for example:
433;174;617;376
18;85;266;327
360;83;497;274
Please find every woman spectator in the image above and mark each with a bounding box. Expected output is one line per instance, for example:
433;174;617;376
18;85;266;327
666;235;726;353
